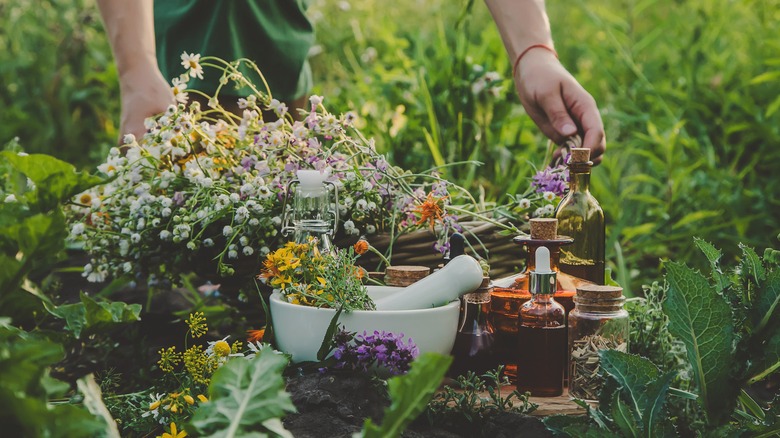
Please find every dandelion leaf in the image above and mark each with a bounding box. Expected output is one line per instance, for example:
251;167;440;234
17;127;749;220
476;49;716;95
663;261;737;425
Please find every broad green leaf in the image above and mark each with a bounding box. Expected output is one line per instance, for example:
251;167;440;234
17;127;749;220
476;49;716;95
81;292;142;328
188;348;295;438
740;243;766;285
664;261;737;425
1;152;104;211
642;370;676;437
363;353;452;438
752;265;780;333
599;350;659;415
610;393;640;437
694;237;730;293
47;293;141;339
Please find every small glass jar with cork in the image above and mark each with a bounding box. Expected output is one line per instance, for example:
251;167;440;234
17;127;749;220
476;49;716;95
568;284;629;401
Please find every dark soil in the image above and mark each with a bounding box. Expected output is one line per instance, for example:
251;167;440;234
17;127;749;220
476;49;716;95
283;372;553;438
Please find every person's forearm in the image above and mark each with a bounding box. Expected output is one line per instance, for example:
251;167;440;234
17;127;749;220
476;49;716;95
96;0;158;78
484;0;554;61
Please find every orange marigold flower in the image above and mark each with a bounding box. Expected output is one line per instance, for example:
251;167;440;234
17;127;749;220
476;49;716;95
353;239;369;255
246;328;265;343
413;193;448;230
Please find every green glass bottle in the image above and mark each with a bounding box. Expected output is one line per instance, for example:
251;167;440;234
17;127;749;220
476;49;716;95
554;147;605;285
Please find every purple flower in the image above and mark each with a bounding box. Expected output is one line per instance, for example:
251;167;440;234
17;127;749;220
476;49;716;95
172;191;185;206
531;165;569;197
327;327;419;375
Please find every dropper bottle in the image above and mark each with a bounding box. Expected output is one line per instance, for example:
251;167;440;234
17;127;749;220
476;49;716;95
515;246;566;397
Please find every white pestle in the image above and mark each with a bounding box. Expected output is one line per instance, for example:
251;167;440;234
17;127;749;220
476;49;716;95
373;255;484;310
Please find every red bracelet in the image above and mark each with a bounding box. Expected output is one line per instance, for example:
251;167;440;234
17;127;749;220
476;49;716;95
512;44;558;78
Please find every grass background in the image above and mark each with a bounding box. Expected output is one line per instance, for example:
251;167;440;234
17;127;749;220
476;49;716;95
2;0;778;294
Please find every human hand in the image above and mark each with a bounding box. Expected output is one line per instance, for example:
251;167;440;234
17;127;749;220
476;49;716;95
514;49;606;164
117;66;174;143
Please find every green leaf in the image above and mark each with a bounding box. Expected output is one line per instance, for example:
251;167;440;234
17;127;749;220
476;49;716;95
599;350;659;414
188;348;295;438
47;292;141;339
610;393;640;437
753;268;780;333
363;352;452;438
317;306;344;361
0;326;105;437
543;415;616;437
672;210;721;230
663;261;737;425
747;326;780;384
740;243;766;285
642;370;676;437
694;237;730;293
1;152;104;211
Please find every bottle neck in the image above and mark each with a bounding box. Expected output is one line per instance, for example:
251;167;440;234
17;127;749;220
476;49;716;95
530;293;555;303
524;243;562;274
568;164;592;193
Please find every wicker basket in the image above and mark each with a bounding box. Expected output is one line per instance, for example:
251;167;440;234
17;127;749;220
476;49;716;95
335;220;528;279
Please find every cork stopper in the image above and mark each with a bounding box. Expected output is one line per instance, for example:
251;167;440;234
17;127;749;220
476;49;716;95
464;276;492;304
569;148;591;164
384;265;431;287
575;284;623;300
530;218;558;240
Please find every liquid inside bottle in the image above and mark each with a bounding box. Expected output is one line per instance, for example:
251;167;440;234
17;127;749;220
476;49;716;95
555;147;605;285
490;234;590;378
514;246;566;397
450;283;498;377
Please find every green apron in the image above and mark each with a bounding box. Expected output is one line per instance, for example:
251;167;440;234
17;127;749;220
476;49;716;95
154;0;313;101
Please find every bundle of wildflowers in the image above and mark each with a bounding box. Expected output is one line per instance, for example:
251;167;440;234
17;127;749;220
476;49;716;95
260;239;373;311
67;55;466;284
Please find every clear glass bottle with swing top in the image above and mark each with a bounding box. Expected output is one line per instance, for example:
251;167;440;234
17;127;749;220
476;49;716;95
281;169;339;253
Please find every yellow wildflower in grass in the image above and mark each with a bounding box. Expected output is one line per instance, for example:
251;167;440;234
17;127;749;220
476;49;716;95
197;394;208;403
160;421;187;438
183;394;195;405
186;312;208;338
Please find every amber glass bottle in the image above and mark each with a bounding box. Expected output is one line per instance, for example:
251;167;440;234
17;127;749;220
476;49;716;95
555;148;605;285
450;277;498;377
490;219;592;378
515;246;566;396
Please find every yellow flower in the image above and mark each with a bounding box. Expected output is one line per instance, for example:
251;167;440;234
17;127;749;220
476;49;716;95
160;422;187;438
197;394;208;403
213;340;231;357
149;400;161;411
183;395;194;405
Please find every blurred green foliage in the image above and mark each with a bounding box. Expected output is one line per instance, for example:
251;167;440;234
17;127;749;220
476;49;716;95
0;0;119;167
1;0;778;293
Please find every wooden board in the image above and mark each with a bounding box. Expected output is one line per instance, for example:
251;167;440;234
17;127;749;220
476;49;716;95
465;385;587;417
